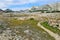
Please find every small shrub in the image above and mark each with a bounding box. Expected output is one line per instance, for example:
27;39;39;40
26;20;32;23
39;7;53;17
29;18;34;20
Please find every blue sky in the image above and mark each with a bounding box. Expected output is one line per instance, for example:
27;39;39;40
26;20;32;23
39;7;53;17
0;0;60;11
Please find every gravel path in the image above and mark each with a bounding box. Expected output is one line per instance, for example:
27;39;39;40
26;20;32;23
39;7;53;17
37;22;60;40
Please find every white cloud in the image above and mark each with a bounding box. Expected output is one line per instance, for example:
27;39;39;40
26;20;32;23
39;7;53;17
8;0;39;5
0;0;13;9
0;0;59;10
18;0;38;4
11;7;30;11
0;2;6;9
0;0;39;5
0;0;39;10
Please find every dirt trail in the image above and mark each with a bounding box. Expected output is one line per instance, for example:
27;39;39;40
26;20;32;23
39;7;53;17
37;22;60;40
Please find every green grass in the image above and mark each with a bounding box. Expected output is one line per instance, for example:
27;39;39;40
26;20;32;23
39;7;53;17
41;21;60;35
11;19;44;31
7;18;55;40
0;25;4;29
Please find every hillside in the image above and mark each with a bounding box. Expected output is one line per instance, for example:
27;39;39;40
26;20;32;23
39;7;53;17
30;2;60;13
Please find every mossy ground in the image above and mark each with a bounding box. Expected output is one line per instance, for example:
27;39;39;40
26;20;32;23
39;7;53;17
5;18;55;40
